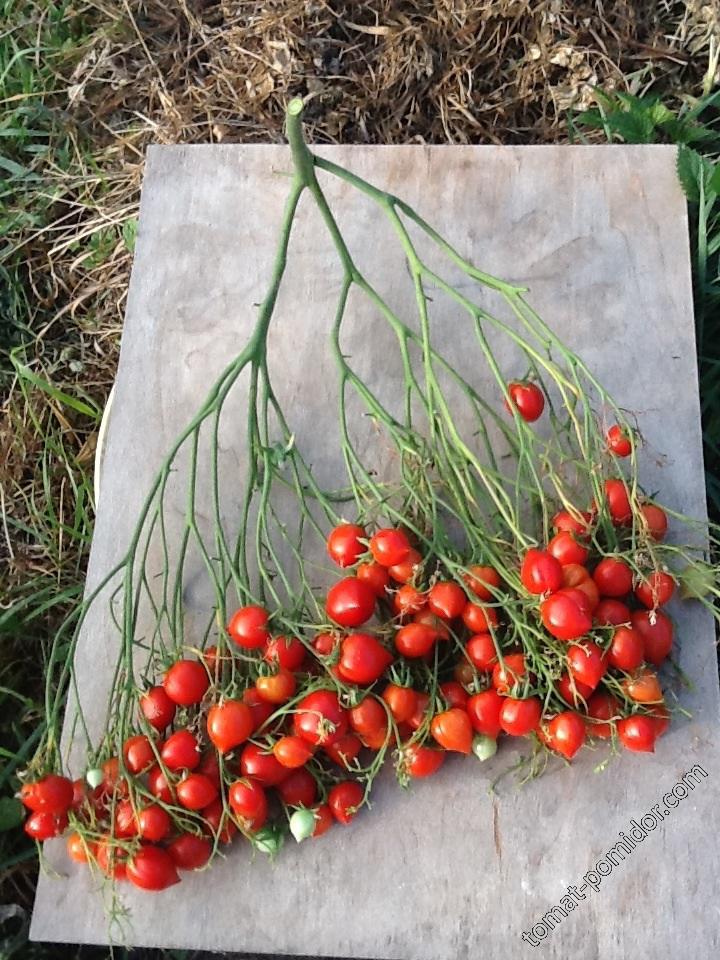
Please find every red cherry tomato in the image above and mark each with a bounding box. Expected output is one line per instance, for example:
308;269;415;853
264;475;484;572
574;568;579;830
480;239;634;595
585;690;619;739
635;571;675;609
121;735;156;775
95;836;127;879
137;804;171;842
604;479;632;524
552;509;592;538
228;604;271;649
506;380;544;422
407;691;431;731
337;633;393;684
348;696;386;737
327;523;366;568
561;563;590;589
492;653;527;694
545;711;586;759
648;702;670;737
112;800;137;839
567;640;607;689
594;598;631;626
556;672;593;706
413;608;451;640
328;781;364;824
163;659;209;706
439;681;469;711
617;715;657;753
240;743;289;787
607;625;644;672
499;697;542;736
387;548;422;584
176;773;218;811
312;632;338;657
161;730;200;772
393;584;427;616
326;577;376;628
277;768;317;807
147;766;174;804
167;834;211;870
207;699;253;753
369;528;411;568
540;589;592;641
202;798;238;843
19;775;73;815
381;683;418;723
126;845;179;892
264;635;306;671
272;735;314;769
466;689;503;738
357;562;390;597
431;707;473;753
312;804;334;837
24;810;68;841
293;690;349;747
573;576;600;612
395;622;438;658
630;609;673;665
197;750;221;789
547;531;589;567
242;687;275;732
521;548;563;595
256;668;296;705
427;581;466;620
462;565;501;601
639;503;668;540
228;778;268;829
140;685;176;731
465;633;497;671
592;557;633;597
607;424;632;457
324;732;362;768
403;743;446;779
462;602;499;633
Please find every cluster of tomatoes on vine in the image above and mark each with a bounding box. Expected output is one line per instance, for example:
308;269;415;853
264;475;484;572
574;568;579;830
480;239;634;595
18;380;677;892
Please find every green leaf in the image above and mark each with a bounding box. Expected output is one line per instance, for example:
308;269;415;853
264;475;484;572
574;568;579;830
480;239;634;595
0;797;23;831
607;109;656;144
648;101;674;126
122;216;138;253
677;145;703;203
10;353;100;419
709;163;720;196
0;153;41;180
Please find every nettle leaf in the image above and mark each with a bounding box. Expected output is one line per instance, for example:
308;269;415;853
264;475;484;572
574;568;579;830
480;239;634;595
677;146;703;203
607;109;656;144
648;101;674;126
676;146;718;203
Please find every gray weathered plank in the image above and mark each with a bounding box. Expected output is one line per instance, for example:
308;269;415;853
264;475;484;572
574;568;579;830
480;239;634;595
31;144;720;958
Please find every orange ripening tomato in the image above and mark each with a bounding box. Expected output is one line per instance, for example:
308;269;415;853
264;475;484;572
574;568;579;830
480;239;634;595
623;668;663;704
462;565;501;601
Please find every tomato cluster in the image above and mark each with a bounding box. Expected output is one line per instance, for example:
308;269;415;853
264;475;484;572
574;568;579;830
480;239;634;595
19;478;676;888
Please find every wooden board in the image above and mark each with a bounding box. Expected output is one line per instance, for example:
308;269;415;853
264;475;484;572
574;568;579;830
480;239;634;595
31;144;720;959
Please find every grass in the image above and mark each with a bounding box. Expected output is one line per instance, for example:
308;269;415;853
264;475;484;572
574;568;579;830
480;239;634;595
0;1;718;957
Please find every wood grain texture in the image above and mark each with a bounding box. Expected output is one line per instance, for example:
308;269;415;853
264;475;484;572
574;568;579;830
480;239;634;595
31;144;720;959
